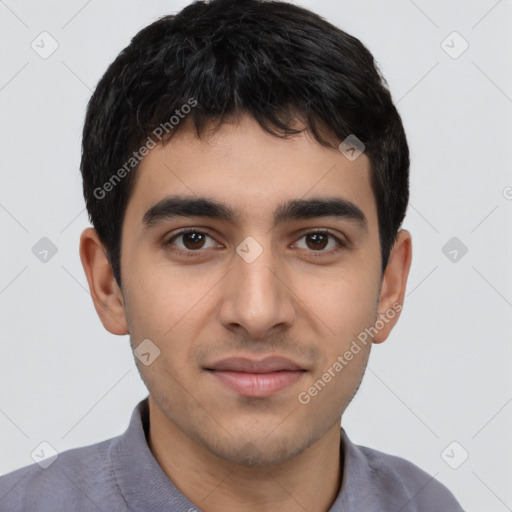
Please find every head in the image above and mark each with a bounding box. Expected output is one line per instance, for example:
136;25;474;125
80;0;412;467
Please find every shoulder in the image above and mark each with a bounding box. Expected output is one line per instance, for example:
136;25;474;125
342;432;465;511
0;437;126;512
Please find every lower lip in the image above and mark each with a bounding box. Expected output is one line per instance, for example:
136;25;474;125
208;370;305;397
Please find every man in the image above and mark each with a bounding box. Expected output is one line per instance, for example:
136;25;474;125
0;0;465;510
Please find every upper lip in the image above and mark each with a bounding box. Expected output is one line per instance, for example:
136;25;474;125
205;356;306;373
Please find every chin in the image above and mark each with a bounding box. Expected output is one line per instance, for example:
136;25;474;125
200;427;319;468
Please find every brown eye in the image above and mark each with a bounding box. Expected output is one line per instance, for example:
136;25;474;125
305;233;329;250
294;230;343;253
166;230;218;253
181;232;207;250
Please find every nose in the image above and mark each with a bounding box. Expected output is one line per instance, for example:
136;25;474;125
218;239;296;340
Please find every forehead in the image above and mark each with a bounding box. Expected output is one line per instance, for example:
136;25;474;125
124;114;378;231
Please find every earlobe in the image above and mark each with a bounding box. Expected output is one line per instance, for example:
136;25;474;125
372;229;412;344
79;227;129;336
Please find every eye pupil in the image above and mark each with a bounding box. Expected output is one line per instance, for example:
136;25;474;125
306;233;328;250
183;232;205;249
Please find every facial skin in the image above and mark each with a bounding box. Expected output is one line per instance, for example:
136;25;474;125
80;113;412;512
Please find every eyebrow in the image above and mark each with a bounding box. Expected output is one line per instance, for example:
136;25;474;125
142;195;368;231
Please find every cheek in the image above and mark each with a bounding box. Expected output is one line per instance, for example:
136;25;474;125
122;257;220;344
292;267;379;341
123;273;199;385
297;276;377;413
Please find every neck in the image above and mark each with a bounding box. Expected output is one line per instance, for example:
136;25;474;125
147;399;343;512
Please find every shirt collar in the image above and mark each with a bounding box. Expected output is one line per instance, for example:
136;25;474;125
109;397;199;511
109;396;372;511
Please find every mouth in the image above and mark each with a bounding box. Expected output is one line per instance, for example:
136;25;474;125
204;356;307;397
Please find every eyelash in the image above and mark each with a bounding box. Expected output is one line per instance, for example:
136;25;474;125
164;228;346;258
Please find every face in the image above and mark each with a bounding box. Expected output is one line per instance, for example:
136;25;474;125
84;113;410;467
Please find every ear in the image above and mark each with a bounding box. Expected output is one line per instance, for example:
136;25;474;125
372;229;412;344
79;227;129;335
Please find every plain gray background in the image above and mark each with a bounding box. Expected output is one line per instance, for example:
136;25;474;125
1;1;511;510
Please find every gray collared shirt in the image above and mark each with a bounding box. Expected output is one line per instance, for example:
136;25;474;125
0;397;465;511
